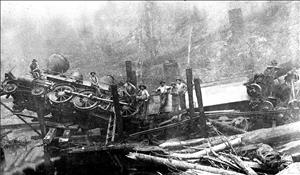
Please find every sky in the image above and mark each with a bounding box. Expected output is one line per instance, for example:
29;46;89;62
1;1;233;30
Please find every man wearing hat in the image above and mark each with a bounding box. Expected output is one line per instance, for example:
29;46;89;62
30;59;41;78
156;81;172;112
89;72;99;86
136;84;150;117
176;78;187;110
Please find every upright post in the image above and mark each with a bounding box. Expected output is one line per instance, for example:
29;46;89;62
125;61;133;83
194;78;208;137
186;68;195;117
111;84;123;140
34;97;47;137
132;70;137;87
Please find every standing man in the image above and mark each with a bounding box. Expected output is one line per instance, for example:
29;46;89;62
89;72;99;86
123;80;137;103
156;81;171;112
136;84;150;118
176;78;187;110
30;59;41;79
170;82;180;113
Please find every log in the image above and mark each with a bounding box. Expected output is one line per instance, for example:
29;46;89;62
227;154;257;175
241;121;300;145
170;137;242;159
192;135;241;149
127;152;244;175
159;138;206;149
277;140;300;155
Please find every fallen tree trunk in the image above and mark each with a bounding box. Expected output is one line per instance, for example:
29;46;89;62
170;137;242;159
241;121;300;145
191;135;241;149
170;121;300;159
159;138;206;149
127;152;244;175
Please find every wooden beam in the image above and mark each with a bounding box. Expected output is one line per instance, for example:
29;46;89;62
111;84;123;140
131;70;137;87
43;128;57;145
194;78;208;138
186;68;195;117
125;61;133;83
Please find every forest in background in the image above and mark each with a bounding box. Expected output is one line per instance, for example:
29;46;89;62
1;1;299;90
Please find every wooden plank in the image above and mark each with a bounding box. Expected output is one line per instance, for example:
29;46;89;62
111;84;123;140
125;61;133;83
194;78;208;137
186;68;195;117
43;128;57;145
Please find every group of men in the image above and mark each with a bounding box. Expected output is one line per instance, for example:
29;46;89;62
156;78;187;112
89;71;187;115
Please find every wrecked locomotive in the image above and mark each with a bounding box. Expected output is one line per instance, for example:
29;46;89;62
1;55;300;137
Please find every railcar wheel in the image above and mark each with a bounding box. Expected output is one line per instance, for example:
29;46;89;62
31;86;46;96
260;100;274;111
247;83;262;97
73;90;98;110
3;83;17;94
121;104;137;117
47;84;74;103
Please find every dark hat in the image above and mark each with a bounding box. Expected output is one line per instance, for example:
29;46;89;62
90;72;96;75
176;77;182;81
171;82;176;86
32;59;37;62
139;84;147;89
160;81;166;84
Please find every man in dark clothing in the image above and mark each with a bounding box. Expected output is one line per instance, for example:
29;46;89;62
136;84;150;118
30;59;41;78
89;72;99;86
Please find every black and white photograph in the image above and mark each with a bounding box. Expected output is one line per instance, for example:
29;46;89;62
1;1;300;175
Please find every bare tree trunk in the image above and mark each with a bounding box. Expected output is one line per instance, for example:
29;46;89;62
187;25;193;67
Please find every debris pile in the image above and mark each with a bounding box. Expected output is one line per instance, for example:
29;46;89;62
126;121;300;175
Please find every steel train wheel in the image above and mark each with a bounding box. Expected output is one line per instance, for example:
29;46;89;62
3;83;17;94
73;90;98;110
260;100;274;111
48;84;74;103
247;83;262;97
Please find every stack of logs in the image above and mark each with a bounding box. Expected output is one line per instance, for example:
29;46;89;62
127;121;300;175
